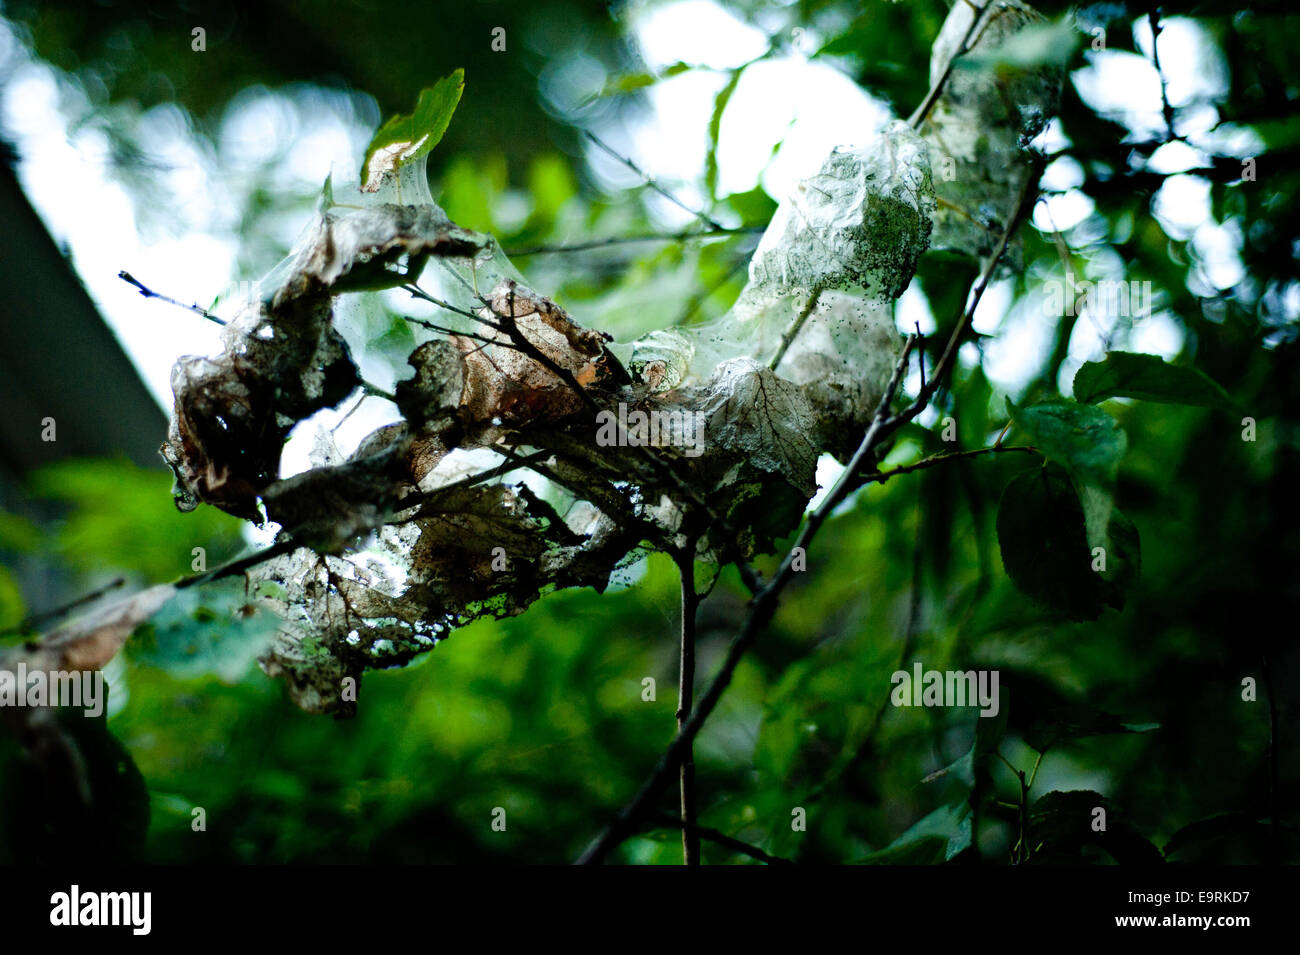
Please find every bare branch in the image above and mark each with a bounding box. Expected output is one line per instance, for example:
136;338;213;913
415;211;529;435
118;271;228;326
584;130;727;231
646;811;795;865
1146;10;1179;142
507;226;762;257
769;285;826;371
0;577;126;638
675;548;701;865
576;333;919;865
908;0;991;129
863;444;1039;486
576;162;1040;865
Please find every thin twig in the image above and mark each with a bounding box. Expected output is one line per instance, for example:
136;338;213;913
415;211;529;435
576;334;920;865
584;130;726;231
174;538;299;591
908;0;991;129
646;811;794;865
576;162;1040;866
177;453;551;591
862;444;1039;486
408;279;764;595
492;444;665;546
507;226;762;257
0;577;126;637
677;253;752;326
884;163;1042;433
118;271;228;326
1262;648;1281;864
675;548;701;865
769;285;825;371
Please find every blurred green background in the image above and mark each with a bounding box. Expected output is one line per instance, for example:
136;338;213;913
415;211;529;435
0;0;1296;863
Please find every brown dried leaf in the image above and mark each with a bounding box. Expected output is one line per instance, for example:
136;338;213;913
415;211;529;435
2;584;176;674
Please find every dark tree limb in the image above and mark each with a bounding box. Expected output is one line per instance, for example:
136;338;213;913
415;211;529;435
575;167;1041;865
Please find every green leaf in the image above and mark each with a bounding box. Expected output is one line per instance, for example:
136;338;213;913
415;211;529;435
1163;812;1273;861
369;312;418;365
705;67;745;200
1;710;149;861
997;463;1108;620
859;802;972;864
30;459;247;583
723;185;776;226
526;153;577;230
858;834;950;865
1007;399;1126;489
439;153;508;233
1093;504;1141;610
130;579;281;682
1008;399;1129;574
316;170;334;213
1028;790;1164;865
1073;351;1238;410
963;17;1080;70
925;700;1008;788
975;692;1010;757
0;510;41;551
1025;706;1159;753
0;566;23;630
361;70;465;191
596;62;692;98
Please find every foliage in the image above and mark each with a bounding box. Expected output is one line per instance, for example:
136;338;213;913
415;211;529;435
0;0;1296;866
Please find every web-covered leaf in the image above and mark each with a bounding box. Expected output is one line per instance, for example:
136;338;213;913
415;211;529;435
361;70;465;193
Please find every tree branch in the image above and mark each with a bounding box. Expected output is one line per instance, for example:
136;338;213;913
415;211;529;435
1146;9;1178;142
407;280;765;595
575;164;1040;865
862;444;1039;487
575;333;919;864
907;0;991;129
675;547;701;865
645;811;794;865
769;285;826;371
0;577;126;638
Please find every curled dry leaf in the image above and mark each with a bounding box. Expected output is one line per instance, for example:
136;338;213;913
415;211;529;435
653;358;820;498
161;201;487;521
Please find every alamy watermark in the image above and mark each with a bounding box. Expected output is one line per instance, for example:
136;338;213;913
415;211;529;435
50;885;150;935
890;663;1000;718
1042;270;1153;320
595;403;707;458
0;664;105;717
